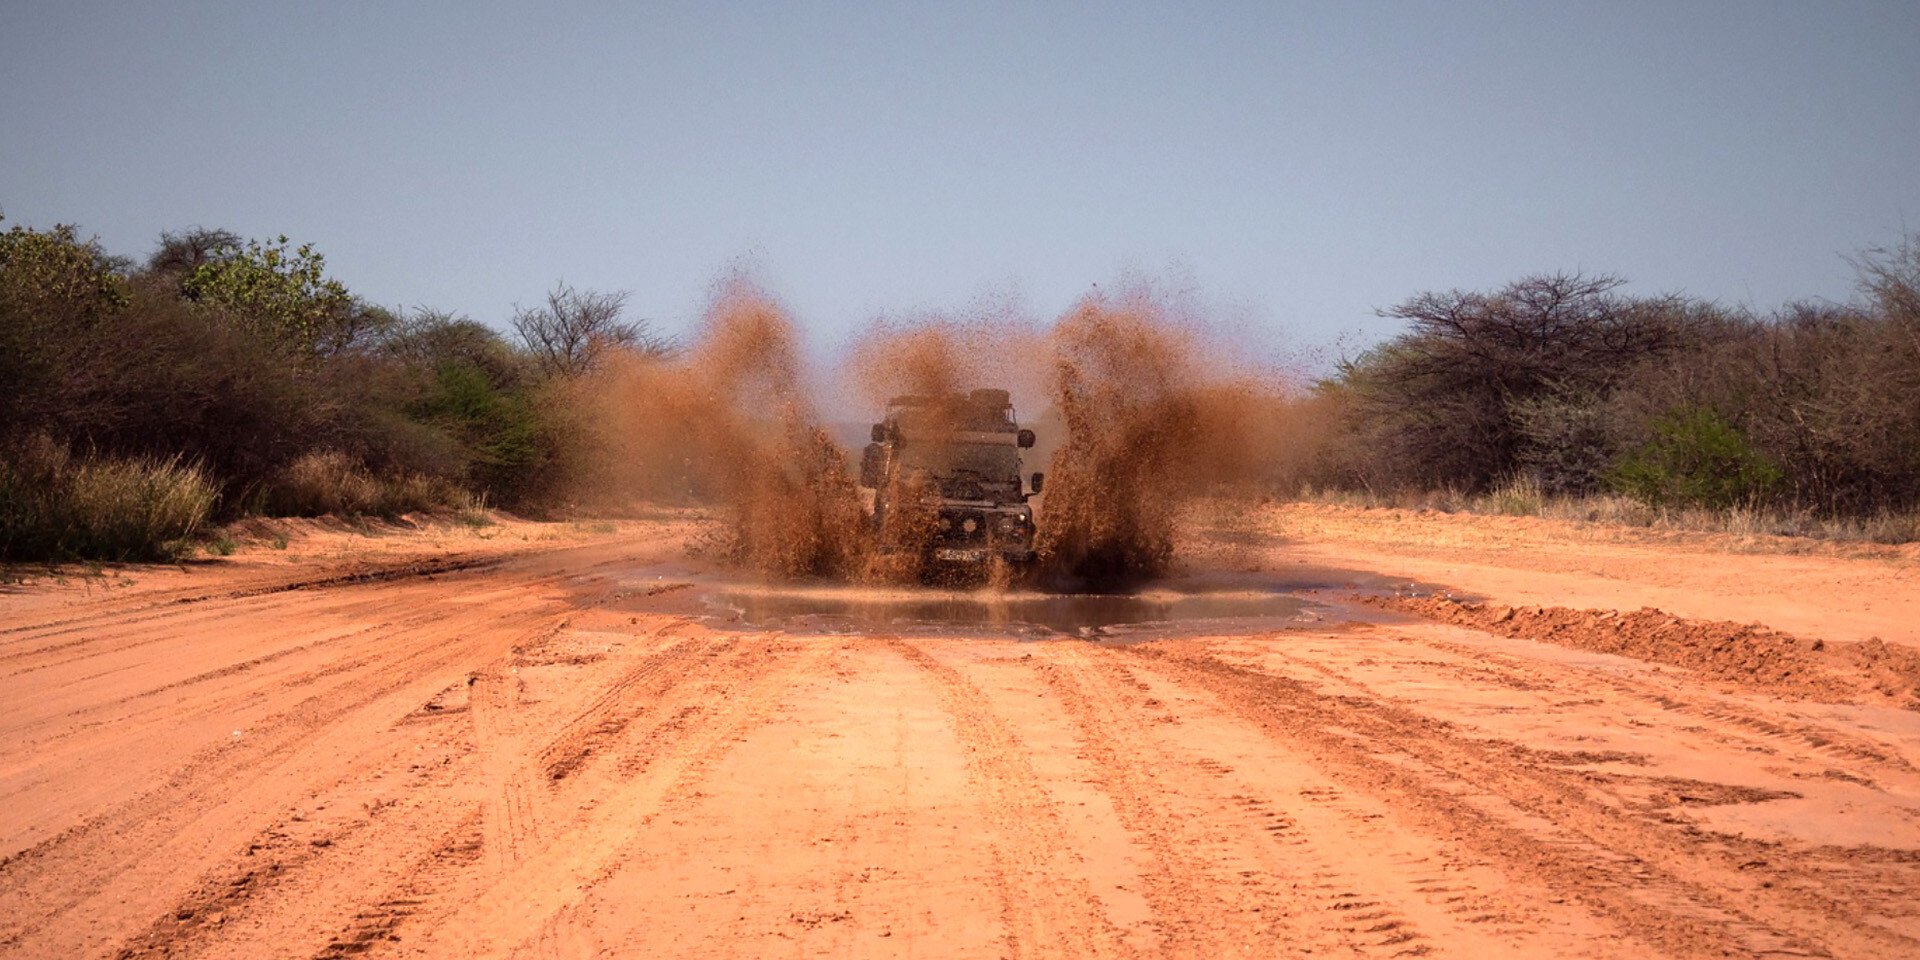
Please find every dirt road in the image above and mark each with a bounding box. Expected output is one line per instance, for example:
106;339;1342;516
4;509;1919;958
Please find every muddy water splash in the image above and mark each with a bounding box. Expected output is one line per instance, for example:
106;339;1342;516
1036;289;1270;590
579;279;867;579
835;289;1275;590
583;279;1281;588
683;284;869;577
845;311;1045;410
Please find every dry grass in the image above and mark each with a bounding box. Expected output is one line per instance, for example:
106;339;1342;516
262;451;474;518
0;435;217;561
1294;480;1920;546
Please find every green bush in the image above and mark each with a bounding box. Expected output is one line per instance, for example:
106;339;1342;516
1510;391;1619;495
181;235;353;356
0;436;216;562
1;218;662;525
417;360;550;498
1608;408;1783;509
0;222;130;432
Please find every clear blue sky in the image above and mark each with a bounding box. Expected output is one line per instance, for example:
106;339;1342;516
4;1;1916;365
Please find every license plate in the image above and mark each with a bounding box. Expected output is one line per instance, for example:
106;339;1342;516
933;547;989;563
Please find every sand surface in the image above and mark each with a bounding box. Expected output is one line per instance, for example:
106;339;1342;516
3;505;1918;958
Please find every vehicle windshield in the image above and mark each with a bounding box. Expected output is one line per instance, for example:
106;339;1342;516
896;441;1019;482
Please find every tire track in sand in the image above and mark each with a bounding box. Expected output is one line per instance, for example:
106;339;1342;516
1048;643;1643;958
1374;624;1918;776
87;617;586;959
1253;630;1920;937
310;811;488;960
1035;648;1439;958
532;618;700;782
470;619;709;874
415;633;836;960
469;664;539;873
1127;641;1916;959
876;636;1136;960
0;596;573;957
188;624;736;960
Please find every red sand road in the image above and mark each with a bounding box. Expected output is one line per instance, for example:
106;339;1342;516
3;508;1920;958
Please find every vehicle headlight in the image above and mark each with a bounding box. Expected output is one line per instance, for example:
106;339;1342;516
961;518;978;534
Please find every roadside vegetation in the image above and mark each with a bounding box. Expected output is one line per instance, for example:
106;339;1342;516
4;210;1916;562
1274;236;1920;544
0;216;671;562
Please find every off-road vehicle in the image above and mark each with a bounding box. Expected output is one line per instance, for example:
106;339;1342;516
858;388;1043;575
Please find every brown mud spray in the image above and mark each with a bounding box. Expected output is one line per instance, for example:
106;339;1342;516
1033;288;1270;590
582;279;1282;590
575;279;867;579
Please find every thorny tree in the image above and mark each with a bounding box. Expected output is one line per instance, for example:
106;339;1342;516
1347;273;1707;491
512;283;675;377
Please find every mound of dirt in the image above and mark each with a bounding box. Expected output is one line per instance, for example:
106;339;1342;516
1374;595;1920;708
1843;638;1920;707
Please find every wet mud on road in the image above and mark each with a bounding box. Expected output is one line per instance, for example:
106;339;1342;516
611;561;1444;640
4;513;1920;959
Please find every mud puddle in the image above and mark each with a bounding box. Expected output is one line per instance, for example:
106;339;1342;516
600;563;1447;639
704;585;1318;638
